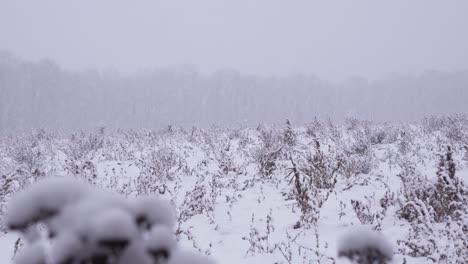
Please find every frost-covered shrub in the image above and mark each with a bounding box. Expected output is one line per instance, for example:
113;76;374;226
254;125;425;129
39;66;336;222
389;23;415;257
8;132;50;179
381;125;399;145
347;119;386;146
0;171;25;233
299;140;342;189
282;119;297;150
216;146;236;175
350;135;371;156
134;147;181;195
442;115;467;143
432;146;467;222
397;147;468;263
337;227;393;264
210;137;240;176
101;131;138;161
177;174;215;224
326;119;342;142
62;129;106;184
285;154;315;225
396;129;414;156
305;117;324;138
398;211;468;263
421;115;447;134
396;164;434;222
253;127;283;179
369;128;387;146
235;130;252;151
285;141;341;225
351;200;375;225
342;125;376;176
7;177;213;264
345;117;370;132
398;146;466;223
463;145;468;166
63;129;105;161
422;115;468;142
341;153;374;177
242;210;275;256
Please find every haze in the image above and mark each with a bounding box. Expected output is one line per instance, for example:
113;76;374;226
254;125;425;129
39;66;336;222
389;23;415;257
1;1;468;133
2;0;468;81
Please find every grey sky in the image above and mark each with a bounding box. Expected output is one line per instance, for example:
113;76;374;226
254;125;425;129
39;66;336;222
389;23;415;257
1;0;467;81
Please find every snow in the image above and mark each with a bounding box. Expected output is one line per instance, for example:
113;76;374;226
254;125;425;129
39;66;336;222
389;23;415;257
117;240;153;264
50;233;85;264
337;226;393;261
146;226;177;254
0;233;17;264
46;188;129;238
6;177;89;230
168;249;216;264
14;240;46;264
1;119;467;264
130;196;175;230
3;175;189;264
88;207;138;246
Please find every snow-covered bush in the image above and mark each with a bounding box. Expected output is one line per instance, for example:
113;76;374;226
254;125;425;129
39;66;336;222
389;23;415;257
177;174;215;225
305;117;324;138
101;131;138;161
210;137;239;176
7;177;214;264
134;147;181;195
282;119;297;151
396;129;414;157
63;129;105;161
242;210;275;256
8;132;50;179
396;163;434;223
432;146;467;222
421;115;447;134
285;140;341;225
298;140;342;189
369;128;387;146
253;127;283;179
396;146;468;263
341;152;374;178
351;200;376;225
0;171;24;234
463;145;468;166
62;129;106;184
285;154;315;225
442;115;467;143
337;227;393;264
422;114;468;143
342;123;376;177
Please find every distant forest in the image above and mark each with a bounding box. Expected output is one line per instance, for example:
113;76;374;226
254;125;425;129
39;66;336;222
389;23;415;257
1;52;467;134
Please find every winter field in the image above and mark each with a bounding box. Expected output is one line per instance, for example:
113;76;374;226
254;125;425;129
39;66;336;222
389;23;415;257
0;116;467;264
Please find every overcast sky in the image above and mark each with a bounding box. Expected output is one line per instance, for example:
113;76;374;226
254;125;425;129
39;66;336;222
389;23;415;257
1;0;467;81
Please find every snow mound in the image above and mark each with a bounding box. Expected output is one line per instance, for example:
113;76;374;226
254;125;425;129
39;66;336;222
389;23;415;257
337;226;393;262
130;195;176;230
89;207;138;247
7;177;214;264
50;233;85;264
6;177;89;230
146;226;177;258
14;240;46;264
117;240;153;264
47;190;129;238
168;249;216;264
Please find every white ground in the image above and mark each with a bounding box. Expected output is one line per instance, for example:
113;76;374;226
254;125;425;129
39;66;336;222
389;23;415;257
1;124;467;264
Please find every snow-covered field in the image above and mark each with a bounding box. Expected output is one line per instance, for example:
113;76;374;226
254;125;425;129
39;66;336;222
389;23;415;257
1;116;467;263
